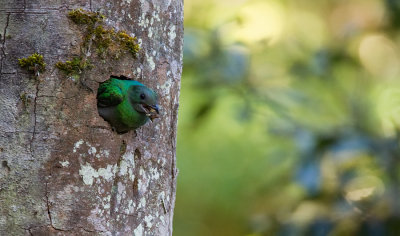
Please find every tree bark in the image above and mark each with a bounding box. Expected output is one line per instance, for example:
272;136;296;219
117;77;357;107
0;0;182;235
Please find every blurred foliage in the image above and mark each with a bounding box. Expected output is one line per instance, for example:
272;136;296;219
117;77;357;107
174;0;400;235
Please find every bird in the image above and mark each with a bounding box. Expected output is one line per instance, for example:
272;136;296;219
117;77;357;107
97;76;160;133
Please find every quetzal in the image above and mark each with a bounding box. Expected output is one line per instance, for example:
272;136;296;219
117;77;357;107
97;76;160;133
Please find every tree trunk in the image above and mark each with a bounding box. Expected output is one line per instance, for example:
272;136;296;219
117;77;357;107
0;1;182;235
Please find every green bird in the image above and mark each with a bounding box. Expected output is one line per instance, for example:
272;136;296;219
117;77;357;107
97;76;160;133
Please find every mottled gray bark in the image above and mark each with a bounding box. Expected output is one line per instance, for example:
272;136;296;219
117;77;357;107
0;0;182;235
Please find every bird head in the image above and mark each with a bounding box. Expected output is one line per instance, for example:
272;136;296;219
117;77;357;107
129;85;160;121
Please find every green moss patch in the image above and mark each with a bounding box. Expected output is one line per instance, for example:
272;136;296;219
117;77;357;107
18;53;46;74
55;56;92;75
117;31;140;57
68;8;105;26
56;8;140;76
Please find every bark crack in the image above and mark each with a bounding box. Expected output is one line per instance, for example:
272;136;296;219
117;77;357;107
0;13;10;80
85;124;109;130
0;6;71;13
79;226;106;233
115;209;146;228
37;94;79;100
44;182;54;227
132;149;141;202
23;185;72;232
110;140;127;216
167;102;179;235
44;182;78;232
24;225;106;234
29;79;40;157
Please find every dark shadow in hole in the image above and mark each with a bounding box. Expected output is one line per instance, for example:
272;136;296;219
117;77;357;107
134;148;141;160
2;161;10;172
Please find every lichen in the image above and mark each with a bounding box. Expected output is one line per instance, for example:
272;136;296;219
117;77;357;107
147;55;155;71
18;53;46;74
134;223;144;236
59;160;70;167
73;139;84;153
79;162;116;186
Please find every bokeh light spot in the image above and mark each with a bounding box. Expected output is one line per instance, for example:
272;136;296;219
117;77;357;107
358;34;400;78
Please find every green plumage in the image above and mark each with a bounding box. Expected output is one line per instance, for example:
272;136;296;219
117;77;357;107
97;77;159;133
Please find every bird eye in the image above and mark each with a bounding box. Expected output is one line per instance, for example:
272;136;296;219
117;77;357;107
140;93;146;99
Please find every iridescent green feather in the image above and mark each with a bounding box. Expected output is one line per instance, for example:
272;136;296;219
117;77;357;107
97;77;158;133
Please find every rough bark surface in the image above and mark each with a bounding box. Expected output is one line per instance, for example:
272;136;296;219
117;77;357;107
0;0;182;235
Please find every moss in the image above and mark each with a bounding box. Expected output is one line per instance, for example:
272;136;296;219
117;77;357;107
19;92;32;109
55;56;92;75
56;9;140;76
117;31;140;57
92;27;140;58
20;93;28;102
68;8;104;26
93;26;115;57
18;53;46;73
67;9;140;58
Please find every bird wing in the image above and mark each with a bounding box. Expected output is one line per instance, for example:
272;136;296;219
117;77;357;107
97;80;124;107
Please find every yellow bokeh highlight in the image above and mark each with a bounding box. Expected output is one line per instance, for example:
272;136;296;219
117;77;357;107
234;1;285;45
344;176;384;202
358;34;400;78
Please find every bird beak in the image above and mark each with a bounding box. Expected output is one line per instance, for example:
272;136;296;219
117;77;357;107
144;104;160;122
150;105;160;114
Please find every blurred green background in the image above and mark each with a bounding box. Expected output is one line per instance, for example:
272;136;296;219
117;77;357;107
173;0;400;235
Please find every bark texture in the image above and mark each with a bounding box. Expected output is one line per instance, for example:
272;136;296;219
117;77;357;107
0;0;182;235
